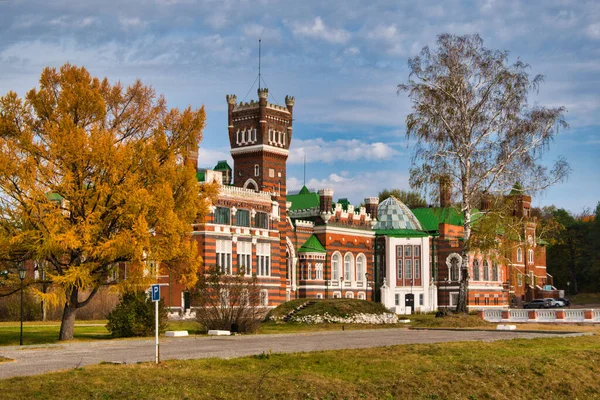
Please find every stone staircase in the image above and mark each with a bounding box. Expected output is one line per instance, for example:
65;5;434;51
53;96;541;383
283;301;316;322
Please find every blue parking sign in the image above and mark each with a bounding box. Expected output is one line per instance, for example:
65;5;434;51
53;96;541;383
151;284;160;302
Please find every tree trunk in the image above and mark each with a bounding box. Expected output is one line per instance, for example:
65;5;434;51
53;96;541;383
58;288;78;341
456;199;472;314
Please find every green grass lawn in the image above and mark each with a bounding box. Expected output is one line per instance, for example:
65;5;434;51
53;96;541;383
570;292;600;306
1;335;598;399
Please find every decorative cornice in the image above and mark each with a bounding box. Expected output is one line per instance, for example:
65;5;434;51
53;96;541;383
230;144;289;157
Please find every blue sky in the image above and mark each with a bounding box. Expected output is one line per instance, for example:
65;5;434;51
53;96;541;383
1;0;598;214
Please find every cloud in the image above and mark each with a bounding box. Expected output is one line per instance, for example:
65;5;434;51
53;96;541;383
586;23;600;39
287;171;410;205
291;17;350;44
197;147;232;170
119;16;146;30
288;138;400;164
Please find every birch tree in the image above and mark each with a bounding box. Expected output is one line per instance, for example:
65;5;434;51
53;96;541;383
398;34;569;312
0;64;218;339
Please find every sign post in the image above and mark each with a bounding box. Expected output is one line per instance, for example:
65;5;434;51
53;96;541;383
151;284;160;364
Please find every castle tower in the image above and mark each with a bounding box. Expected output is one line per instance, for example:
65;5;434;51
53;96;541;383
226;89;294;193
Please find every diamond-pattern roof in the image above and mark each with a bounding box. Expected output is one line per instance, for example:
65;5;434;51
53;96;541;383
374;197;423;231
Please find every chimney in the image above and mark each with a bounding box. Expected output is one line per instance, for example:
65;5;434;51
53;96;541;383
318;188;334;214
258;88;268;144
365;197;379;220
480;192;493;211
439;175;452;208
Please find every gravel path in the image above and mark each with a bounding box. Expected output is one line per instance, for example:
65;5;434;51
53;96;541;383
0;328;588;380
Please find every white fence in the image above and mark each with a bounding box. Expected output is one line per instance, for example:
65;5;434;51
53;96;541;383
481;309;599;323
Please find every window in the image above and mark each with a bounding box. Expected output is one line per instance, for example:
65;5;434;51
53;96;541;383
449;256;460;281
419;293;424;306
483;260;490;281
397;259;403;279
255;212;269;229
317;293;323;299
237;241;252;275
345;292;354;299
395;293;400;306
344;253;353;281
517;273;523;286
450;293;458;306
358;292;365;300
332;252;341;280
414;246;420;257
256;243;271;276
260;290;268;307
528;249;534;264
315;263;323;280
269;168;275;178
214;207;230;225
517;247;523;263
492;262;499;281
254;164;259;177
473;259;480;281
414;259;420;279
236;209;250;227
396;245;403;258
219;289;229;307
404;246;412;257
356;254;365;281
216;240;232;274
405;259;413;279
307;263;312;280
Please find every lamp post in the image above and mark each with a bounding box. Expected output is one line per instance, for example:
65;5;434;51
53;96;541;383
365;272;369;301
18;265;27;346
566;280;570;296
339;276;343;299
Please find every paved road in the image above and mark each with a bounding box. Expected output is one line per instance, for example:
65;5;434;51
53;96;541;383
0;328;587;380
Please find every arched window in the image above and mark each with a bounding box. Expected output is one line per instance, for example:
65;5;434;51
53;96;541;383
345;292;354;299
254;164;259;177
356;254;366;281
447;254;460;282
483;260;490;281
344;253;353;281
472;259;480;281
528;249;534;264
332;252;341;280
517;247;523;263
492;262;499;281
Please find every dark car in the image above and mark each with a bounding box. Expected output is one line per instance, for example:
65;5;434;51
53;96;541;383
524;299;552;309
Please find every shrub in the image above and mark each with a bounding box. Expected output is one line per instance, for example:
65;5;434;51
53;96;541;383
106;291;167;337
192;267;266;333
0;291;41;321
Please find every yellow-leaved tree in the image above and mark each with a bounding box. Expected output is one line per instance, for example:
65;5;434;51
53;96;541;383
0;64;218;340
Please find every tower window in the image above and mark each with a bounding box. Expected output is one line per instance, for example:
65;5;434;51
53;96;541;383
214;207;230;225
255;212;269;229
254;164;259;177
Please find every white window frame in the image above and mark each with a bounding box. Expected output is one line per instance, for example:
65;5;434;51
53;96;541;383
315;263;323;280
237;241;252;276
414;259;420;280
332;252;341;281
472;259;480;281
356;254;366;282
517;247;523;263
397;259;403;280
254;164;259;177
216;240;232;274
344;252;353;281
256;242;271;276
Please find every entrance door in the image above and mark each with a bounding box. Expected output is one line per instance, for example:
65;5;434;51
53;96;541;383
405;293;415;314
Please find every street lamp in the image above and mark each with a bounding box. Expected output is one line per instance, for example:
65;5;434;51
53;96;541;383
365;272;369;301
18;265;27;346
567;280;570;295
339;276;344;299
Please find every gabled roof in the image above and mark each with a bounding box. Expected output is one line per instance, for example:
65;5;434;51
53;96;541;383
288;186;320;211
196;170;206;182
412;207;463;231
298;234;326;253
213;160;232;171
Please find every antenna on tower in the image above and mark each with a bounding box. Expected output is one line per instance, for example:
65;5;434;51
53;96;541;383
303;153;306;187
258;39;261;91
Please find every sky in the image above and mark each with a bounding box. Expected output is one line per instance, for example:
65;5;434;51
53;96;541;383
1;0;599;214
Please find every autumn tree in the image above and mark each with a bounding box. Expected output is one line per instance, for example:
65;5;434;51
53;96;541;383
0;64;217;340
398;34;569;312
377;189;427;209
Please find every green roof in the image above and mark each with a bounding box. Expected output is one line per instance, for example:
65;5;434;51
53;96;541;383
213;160;232;171
412;207;465;231
288;186;320;211
196;170;206;182
509;181;523;195
375;229;429;238
298;234;327;253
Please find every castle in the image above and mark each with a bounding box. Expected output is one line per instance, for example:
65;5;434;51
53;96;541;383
159;88;555;314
